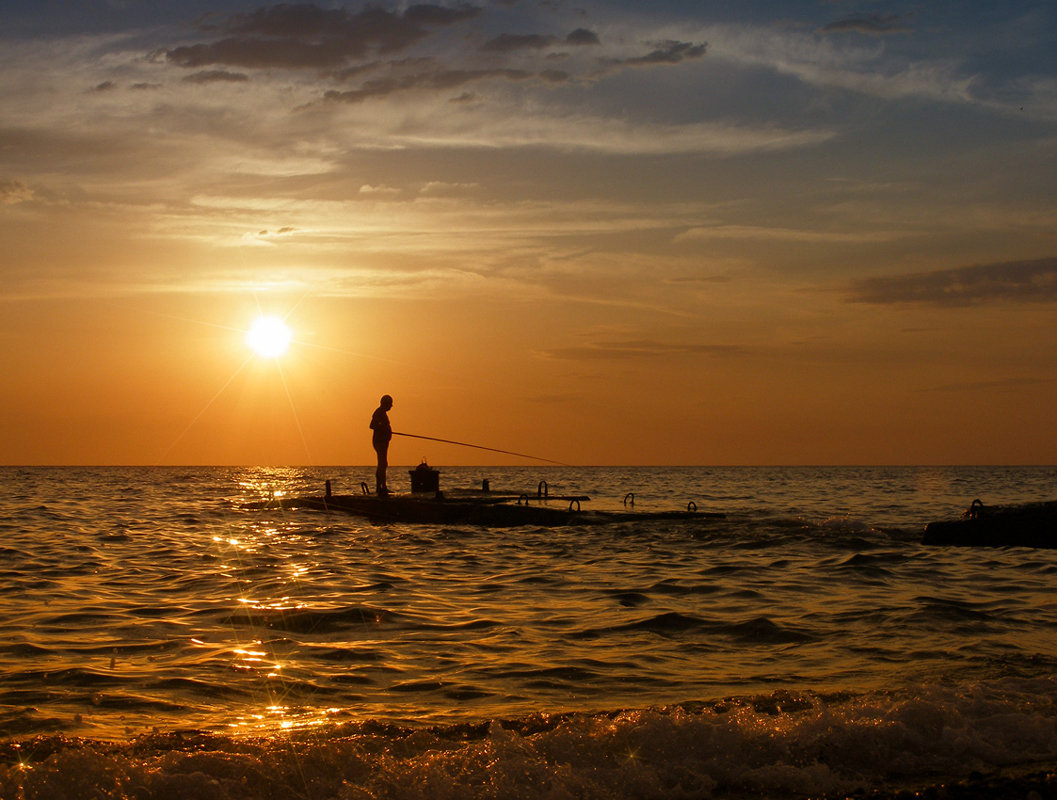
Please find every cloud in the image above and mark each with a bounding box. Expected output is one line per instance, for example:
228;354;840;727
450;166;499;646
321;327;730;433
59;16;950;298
539;339;745;360
923;376;1056;393
165;3;482;70
420;180;478;196
163;2;698;88
538;69;569;84
675;224;895;244
0;178;34;205
565;28;600;46
623;40;707;67
329;60;385;82
182;70;249;84
481;33;557;53
448;91;480;104
705;22;972;106
241;226;300;246
344;113;831;155
590;38;707;76
323;68;536;103
166;37;348;69
403;4;482;27
848;257;1057;306
821;14;914;36
359;183;401;196
220;3;481;42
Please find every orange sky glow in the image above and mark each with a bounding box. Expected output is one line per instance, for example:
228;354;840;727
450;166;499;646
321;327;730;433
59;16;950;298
2;2;1056;466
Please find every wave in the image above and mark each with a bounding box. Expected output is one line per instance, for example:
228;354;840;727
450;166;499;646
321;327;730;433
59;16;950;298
2;678;1056;800
574;611;815;643
219;604;399;634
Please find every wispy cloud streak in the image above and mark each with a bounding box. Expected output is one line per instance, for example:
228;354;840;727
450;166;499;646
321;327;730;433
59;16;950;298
849;258;1057;306
539;339;745;361
820;14;914;36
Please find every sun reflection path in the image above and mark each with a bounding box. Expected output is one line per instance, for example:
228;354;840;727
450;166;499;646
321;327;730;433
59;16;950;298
205;494;346;736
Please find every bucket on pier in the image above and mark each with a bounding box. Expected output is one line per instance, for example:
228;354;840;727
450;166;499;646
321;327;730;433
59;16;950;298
409;461;440;493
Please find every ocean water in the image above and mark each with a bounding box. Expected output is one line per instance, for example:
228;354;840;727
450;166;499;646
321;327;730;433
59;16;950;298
1;465;1056;799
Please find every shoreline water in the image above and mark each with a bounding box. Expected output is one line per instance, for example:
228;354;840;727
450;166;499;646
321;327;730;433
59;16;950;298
4;682;1057;799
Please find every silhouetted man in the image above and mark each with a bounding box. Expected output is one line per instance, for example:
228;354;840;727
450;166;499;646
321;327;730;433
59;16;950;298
370;394;393;496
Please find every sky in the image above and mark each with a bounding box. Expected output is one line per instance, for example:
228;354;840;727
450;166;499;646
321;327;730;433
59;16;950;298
1;0;1055;467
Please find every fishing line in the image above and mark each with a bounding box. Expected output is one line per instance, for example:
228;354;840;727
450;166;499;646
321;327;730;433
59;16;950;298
392;431;571;466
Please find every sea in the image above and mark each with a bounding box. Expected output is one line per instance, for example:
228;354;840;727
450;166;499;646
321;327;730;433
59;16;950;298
1;465;1056;799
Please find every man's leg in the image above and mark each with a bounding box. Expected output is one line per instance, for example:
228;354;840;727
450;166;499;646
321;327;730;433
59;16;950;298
375;443;389;495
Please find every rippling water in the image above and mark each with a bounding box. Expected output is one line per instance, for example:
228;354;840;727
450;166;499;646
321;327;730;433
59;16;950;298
1;465;1056;798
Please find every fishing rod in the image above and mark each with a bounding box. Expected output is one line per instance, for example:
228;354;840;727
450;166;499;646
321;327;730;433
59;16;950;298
392;431;571;466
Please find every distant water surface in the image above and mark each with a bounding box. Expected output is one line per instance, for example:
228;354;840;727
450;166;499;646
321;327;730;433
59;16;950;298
1;465;1055;799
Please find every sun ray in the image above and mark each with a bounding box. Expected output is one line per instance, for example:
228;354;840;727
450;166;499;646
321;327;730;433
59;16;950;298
159;353;255;463
276;360;313;464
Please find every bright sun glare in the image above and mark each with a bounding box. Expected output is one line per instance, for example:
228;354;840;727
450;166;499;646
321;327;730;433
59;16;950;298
246;316;292;358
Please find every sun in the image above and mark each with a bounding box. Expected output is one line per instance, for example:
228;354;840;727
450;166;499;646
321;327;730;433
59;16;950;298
246;316;292;358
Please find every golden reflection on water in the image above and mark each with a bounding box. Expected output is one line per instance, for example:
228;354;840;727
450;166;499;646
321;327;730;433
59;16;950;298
209;468;374;734
208;512;316;732
237;467;301;503
223;640;339;733
231;646;278;671
228;706;344;734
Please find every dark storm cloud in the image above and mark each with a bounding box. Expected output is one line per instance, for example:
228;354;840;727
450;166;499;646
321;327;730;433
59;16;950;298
821;14;913;36
540;340;744;360
848;257;1057;306
166;3;482;70
324;67;538;103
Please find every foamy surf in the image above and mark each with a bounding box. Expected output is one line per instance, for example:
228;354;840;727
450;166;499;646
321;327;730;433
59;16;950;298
4;678;1057;799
